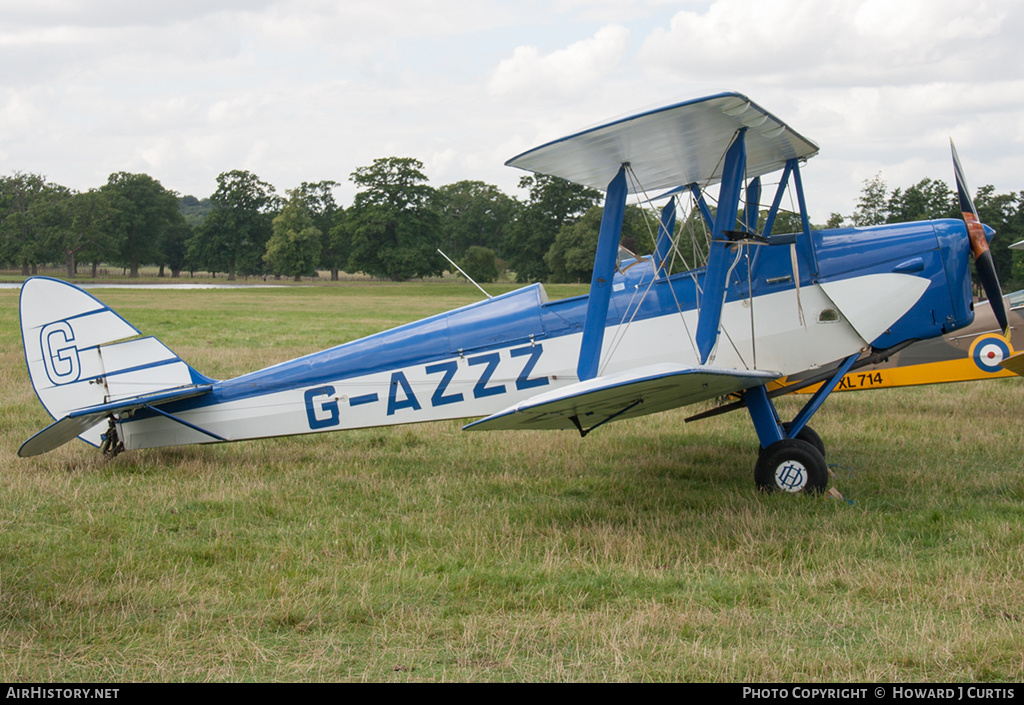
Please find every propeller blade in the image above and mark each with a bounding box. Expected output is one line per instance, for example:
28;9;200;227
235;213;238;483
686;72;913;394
1001;351;1024;377
951;140;1009;335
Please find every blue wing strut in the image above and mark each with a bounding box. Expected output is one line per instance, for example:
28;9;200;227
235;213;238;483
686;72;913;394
695;128;748;363
576;165;628;382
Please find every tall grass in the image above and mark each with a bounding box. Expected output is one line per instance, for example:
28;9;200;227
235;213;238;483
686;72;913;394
0;284;1021;681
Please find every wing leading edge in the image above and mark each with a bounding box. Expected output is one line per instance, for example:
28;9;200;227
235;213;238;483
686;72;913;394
464;364;779;433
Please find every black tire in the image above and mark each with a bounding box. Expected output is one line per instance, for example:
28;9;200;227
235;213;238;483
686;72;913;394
782;422;825;459
754;438;828;494
759;422;826;459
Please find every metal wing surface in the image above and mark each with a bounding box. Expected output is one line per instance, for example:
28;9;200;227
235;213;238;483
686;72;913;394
464;364;779;432
505;92;819;194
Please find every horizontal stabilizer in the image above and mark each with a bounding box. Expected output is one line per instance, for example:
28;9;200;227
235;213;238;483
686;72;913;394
464;364;778;433
19;412;117;458
18;384;213;457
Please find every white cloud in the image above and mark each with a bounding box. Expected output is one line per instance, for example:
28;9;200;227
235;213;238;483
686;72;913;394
1;0;1023;221
639;0;1021;86
488;25;631;101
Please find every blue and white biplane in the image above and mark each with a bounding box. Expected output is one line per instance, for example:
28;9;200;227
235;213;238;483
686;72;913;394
18;92;1008;494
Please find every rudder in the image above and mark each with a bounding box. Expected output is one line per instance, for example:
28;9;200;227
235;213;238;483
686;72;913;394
20;277;211;448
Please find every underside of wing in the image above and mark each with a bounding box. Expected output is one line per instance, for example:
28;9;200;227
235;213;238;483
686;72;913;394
505;92;818;193
464;364;778;433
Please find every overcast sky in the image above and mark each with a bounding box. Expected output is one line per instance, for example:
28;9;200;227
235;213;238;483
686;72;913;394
3;0;1023;223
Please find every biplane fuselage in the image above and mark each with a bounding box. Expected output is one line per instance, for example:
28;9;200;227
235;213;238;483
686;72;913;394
23;217;971;451
18;92;1003;494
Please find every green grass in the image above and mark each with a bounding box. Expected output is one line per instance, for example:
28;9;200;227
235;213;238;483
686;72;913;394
1;284;1022;681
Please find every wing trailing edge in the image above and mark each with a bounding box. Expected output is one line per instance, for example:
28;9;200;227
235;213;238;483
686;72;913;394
1000;351;1024;376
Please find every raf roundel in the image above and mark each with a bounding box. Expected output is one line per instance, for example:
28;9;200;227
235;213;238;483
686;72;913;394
969;334;1012;373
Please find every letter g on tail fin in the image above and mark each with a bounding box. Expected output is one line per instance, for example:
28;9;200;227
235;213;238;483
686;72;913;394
19;277;212;452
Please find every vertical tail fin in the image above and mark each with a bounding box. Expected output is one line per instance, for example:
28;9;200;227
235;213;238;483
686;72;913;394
20;277;212;449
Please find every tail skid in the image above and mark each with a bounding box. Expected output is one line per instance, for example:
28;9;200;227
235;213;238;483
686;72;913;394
19;277;214;454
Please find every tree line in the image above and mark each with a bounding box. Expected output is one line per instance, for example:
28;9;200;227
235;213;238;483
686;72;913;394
0;158;611;285
847;174;1024;291
2;160;1022;290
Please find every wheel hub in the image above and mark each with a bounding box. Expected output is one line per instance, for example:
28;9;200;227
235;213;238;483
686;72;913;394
774;459;808;492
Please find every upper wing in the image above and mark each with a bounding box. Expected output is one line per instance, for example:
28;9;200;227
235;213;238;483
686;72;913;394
505;92;818;194
464;363;778;433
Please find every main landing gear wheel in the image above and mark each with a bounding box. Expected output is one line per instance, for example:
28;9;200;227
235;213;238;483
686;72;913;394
755;438;828;494
758;423;826;458
783;422;825;459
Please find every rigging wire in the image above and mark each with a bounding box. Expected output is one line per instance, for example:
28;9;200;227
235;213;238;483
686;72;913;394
596;165;676;375
595;132;784;374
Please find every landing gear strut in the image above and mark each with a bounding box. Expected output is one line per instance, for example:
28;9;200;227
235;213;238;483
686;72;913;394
743;353;858;494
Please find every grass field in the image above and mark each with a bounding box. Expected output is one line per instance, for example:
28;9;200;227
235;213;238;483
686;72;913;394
1;282;1022;682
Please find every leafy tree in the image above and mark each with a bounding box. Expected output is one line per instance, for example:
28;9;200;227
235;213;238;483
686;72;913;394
288;181;343;280
33;184;75;272
62;189;116;278
326;211;351;281
187;170;279;279
179;195;214;227
851;173;888;226
975;186;1024;289
767;210;804;236
158;218;191;278
436;180;518;260
886;178;954;223
101;172;182;277
544;204;657;283
504;174;601;282
264;196;322;281
1013;244;1024;291
0;172;66;274
458;245;499;283
825;213;846;229
346;157;443;281
187;209;225;277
